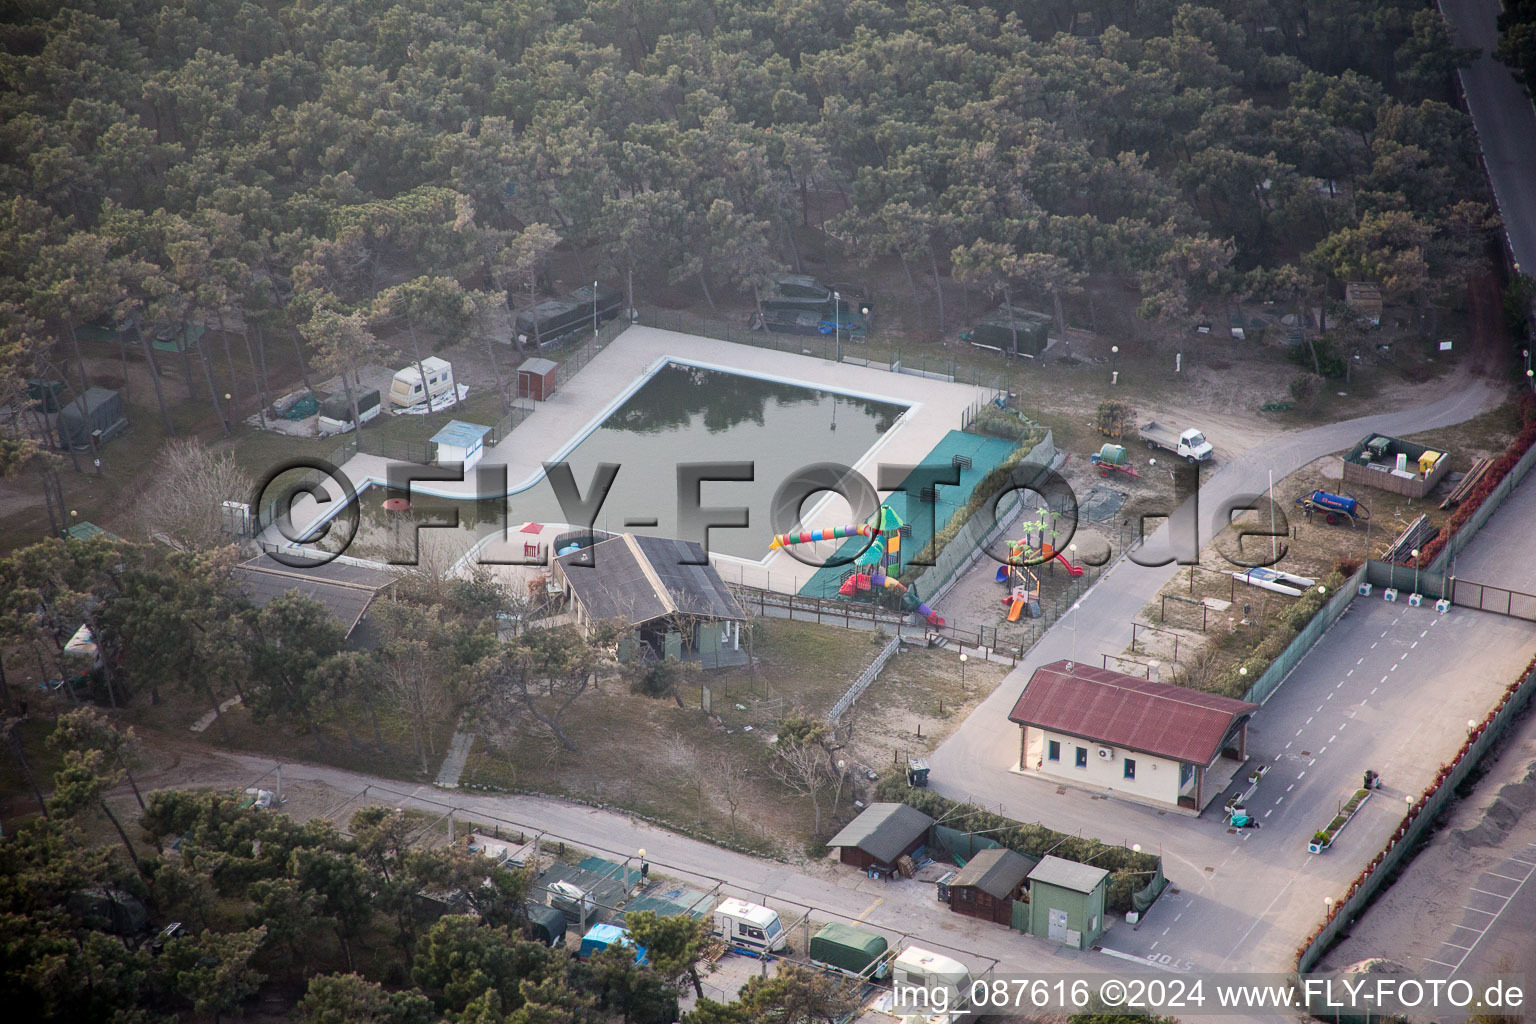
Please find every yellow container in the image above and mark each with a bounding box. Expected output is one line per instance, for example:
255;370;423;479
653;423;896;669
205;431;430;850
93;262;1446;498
1419;451;1441;474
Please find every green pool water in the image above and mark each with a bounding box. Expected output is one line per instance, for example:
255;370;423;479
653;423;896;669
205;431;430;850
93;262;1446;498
335;361;908;564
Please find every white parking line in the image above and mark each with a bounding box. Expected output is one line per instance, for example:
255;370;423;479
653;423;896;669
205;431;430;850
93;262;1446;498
1508;857;1536;867
1469;887;1511;898
1440;941;1475;951
1424;957;1458;968
1462;906;1498;915
1486;871;1525;883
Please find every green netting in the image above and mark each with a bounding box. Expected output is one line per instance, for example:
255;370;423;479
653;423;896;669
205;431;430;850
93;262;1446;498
929;823;1003;867
799;430;1020;598
1132;862;1168;913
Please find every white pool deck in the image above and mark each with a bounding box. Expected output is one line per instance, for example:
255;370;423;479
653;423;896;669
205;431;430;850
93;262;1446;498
263;326;1000;594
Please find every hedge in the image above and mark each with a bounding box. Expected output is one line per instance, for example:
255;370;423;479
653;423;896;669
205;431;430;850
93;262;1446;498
1410;394;1536;568
897;426;1048;585
873;777;1160;914
1207;568;1351;698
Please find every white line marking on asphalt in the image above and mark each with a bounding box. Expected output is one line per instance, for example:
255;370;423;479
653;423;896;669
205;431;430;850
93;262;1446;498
1163;928;1169;935
1382;675;1390;683
1340;722;1347;729
1423;957;1458;968
1469;887;1511;899
1336;681;1344;688
1276;796;1284;804
1440;941;1475;950
1391;664;1398;672
1307;717;1314;724
1330;735;1338;742
1411;641;1418;649
1371;687;1378;695
1298;771;1306;779
1421;630;1428;638
1175;913;1182;921
1099;947;1180;972
1462;906;1498;915
1264;809;1273;818
1296;728;1304;736
1507;857;1536;867
1287;784;1295;792
1371;642;1378;648
1150;941;1159;950
1361;699;1368;706
1285;741;1292;749
1357;658;1365;665
1381;630;1389;637
1401;652;1409;660
1451;923;1483;933
1347;669;1354;676
1310;758;1317;766
1327;692;1334;699
1486;871;1524;882
1319;747;1328;754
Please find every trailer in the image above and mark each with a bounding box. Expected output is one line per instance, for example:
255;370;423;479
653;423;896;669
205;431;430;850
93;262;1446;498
1231;566;1317;597
1139;420;1213;463
808;922;891;980
317;388;381;435
1088;443;1141;479
513;283;623;347
389;357;455;410
1294;489;1370;527
712;898;790;954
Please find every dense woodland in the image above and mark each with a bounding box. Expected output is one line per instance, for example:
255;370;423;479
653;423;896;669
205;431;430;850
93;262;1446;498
0;1;1516;1017
0;0;1501;477
1500;0;1536;96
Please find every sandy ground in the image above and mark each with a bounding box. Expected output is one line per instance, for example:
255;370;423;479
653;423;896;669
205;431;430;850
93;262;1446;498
1317;698;1536;980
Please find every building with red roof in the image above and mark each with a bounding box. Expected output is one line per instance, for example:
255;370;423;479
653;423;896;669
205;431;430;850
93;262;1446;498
1007;660;1256;811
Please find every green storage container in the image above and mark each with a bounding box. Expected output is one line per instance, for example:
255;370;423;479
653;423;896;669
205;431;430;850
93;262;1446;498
1097;443;1129;467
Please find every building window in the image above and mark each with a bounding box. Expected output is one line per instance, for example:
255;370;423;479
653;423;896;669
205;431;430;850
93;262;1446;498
1124;758;1137;780
1047;740;1061;762
1075;746;1088;768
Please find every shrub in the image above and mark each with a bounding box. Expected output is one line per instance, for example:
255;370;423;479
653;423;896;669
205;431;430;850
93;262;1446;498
1312;831;1330;846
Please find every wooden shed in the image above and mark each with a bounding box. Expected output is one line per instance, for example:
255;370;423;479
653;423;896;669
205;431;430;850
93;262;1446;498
518;357;558;402
948;847;1036;926
826;803;934;873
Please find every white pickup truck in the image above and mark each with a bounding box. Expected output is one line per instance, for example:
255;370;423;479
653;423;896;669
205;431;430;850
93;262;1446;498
1139;420;1214;464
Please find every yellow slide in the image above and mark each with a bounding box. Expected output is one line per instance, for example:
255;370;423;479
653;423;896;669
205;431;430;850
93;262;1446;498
1007;598;1025;622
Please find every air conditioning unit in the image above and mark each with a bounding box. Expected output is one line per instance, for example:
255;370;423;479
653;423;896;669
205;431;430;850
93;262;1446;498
1097;746;1115;761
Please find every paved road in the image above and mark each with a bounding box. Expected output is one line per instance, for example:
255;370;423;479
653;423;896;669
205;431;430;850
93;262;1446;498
166;750;1159;984
1442;0;1536;272
924;372;1524;972
1445;466;1536;593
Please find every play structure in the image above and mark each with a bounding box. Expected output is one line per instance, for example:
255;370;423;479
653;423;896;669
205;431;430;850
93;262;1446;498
770;506;944;626
995;532;1084;621
1088;443;1141;480
1293;489;1370;527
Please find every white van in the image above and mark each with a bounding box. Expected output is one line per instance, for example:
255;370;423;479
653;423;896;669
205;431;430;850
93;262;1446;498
389;357;455;409
712;898;790;953
891;946;972;1022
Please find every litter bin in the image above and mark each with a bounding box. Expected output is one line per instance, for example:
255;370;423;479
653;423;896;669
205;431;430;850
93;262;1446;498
906;757;930;788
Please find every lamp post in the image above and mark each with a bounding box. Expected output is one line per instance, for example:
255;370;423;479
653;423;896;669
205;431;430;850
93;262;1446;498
833;290;842;363
637;848;647;881
1110;345;1119;385
959;652;968;693
1411;548;1420;598
593;280;599;338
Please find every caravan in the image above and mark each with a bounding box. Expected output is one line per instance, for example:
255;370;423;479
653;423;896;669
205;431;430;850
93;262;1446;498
712;898;790;954
389;357;455;410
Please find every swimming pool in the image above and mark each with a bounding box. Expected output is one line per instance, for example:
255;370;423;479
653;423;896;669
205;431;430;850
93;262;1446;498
328;360;910;564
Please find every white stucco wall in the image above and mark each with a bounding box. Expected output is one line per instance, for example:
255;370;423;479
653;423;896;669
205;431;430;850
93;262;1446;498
1025;727;1182;806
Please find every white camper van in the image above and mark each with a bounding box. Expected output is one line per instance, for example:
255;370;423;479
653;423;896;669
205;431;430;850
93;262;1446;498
712;898;790;953
890;946;972;1023
389;357;455;410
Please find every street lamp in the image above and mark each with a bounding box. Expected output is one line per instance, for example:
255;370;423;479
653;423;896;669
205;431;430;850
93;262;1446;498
959;652;968;693
832;290;842;363
593;280;599;338
1410;548;1421;597
1468;719;1477;733
1110;345;1119;385
637;848;648;880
